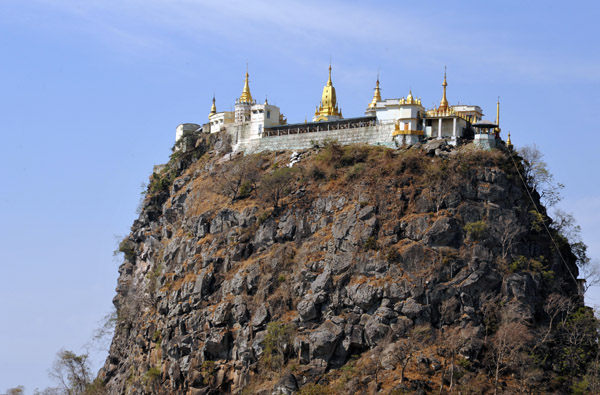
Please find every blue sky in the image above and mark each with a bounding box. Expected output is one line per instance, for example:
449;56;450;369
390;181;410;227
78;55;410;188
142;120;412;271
1;0;599;392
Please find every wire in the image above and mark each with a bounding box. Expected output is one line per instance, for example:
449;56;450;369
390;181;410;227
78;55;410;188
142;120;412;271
506;148;579;286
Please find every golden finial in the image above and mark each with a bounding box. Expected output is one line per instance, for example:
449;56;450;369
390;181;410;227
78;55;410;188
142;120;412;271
443;66;447;87
368;74;382;108
239;67;253;103
507;132;513;149
439;66;449;111
209;95;217;118
495;97;501;136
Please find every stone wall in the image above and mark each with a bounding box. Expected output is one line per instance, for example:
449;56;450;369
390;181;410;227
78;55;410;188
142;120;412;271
231;124;397;153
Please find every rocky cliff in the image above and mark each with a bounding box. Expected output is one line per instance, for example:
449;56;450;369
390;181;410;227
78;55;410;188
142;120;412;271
99;134;594;394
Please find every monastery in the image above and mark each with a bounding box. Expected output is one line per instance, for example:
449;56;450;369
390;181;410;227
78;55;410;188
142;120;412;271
175;66;511;153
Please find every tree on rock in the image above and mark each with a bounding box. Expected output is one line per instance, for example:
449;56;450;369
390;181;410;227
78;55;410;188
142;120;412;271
214;156;261;202
259;167;298;211
490;321;532;395
518;144;563;207
34;350;95;395
262;321;295;373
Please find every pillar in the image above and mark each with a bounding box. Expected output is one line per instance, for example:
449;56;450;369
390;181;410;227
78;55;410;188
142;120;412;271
438;118;442;139
453;117;457;138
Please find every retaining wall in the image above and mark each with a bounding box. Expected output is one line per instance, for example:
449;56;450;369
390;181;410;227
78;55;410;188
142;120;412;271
231;124;397;154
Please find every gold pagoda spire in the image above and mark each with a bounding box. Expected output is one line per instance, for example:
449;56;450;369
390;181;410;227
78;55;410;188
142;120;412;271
495;97;501;135
209;95;217;119
239;68;253;103
368;75;381;108
506;132;512;149
439;66;449;111
314;64;342;121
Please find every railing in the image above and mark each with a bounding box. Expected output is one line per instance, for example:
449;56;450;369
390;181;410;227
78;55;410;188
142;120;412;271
263;117;376;137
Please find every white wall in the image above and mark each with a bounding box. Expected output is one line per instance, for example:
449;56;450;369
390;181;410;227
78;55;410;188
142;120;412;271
209;112;234;133
174;123;201;145
375;106;400;124
375;101;423;126
427;117;468;138
249;104;281;139
235;102;251;123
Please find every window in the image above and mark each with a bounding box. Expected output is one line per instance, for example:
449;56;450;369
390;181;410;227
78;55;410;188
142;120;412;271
267;111;271;119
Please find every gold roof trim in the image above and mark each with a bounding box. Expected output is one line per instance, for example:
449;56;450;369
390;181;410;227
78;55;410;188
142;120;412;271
399;89;422;106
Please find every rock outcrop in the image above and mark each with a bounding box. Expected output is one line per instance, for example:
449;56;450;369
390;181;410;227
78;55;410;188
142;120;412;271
99;137;588;394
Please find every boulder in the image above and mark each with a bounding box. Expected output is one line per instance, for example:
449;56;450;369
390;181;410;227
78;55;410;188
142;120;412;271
311;270;332;293
402;215;431;241
231;296;249;324
272;373;299;395
204;329;231;360
423;139;447;154
364;317;390;347
210;208;239;233
193;270;214;298
254;218;277;247
297;295;318;321
252;330;267;359
210;302;232;326
309;321;343;365
341;324;365;354
400;298;431;324
276;213;297;241
251;305;270;329
347;282;382;311
423;216;461;247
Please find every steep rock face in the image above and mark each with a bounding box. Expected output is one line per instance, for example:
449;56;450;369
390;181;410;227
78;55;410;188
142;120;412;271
100;141;582;394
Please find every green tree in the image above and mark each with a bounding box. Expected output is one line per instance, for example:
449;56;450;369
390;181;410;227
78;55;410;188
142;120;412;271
464;220;488;241
557;307;599;380
262;321;295;372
